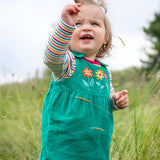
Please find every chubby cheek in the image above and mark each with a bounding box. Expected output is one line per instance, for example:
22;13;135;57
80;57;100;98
101;31;107;44
69;38;78;52
69;32;80;49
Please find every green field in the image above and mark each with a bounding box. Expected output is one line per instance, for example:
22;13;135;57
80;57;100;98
0;68;160;160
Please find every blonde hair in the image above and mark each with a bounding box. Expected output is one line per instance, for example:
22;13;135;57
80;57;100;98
74;0;112;58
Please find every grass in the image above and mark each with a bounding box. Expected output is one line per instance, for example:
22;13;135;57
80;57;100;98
0;68;160;160
0;78;49;160
110;68;160;160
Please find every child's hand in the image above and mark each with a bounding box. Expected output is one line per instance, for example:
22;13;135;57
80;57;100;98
114;90;129;109
61;3;81;26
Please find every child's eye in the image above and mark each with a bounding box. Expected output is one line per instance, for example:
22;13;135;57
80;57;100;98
75;22;81;26
92;23;99;26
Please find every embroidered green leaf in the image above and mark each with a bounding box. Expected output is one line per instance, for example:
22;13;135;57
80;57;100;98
106;83;109;90
100;85;104;89
96;82;100;86
90;78;94;87
82;79;89;87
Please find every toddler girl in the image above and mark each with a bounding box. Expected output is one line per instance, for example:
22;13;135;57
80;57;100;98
40;0;129;159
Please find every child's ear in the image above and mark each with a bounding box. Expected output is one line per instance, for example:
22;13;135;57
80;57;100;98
103;41;107;45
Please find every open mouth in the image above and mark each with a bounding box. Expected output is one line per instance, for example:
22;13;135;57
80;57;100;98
80;34;93;40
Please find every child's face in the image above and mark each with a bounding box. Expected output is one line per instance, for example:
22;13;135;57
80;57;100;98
69;4;106;60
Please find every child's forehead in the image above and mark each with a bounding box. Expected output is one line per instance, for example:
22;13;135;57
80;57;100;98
77;4;105;20
80;4;104;12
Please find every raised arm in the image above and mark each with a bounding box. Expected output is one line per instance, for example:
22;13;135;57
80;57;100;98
43;3;81;78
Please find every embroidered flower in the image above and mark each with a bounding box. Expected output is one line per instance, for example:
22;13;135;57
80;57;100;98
82;67;93;78
103;72;108;80
95;69;104;80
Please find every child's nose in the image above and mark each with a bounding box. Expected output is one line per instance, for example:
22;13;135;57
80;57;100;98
81;24;91;31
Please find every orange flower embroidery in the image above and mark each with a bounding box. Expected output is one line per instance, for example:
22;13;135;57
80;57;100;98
82;67;93;78
95;69;104;80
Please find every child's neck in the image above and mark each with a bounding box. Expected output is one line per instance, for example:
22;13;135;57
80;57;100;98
83;57;101;65
83;55;96;61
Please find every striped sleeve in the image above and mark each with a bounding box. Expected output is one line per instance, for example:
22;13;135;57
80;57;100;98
106;66;119;111
43;19;76;79
106;66;125;111
106;66;115;98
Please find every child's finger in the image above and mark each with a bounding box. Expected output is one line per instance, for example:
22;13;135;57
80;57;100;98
69;5;80;14
73;3;82;12
117;99;129;107
116;95;129;107
117;103;128;109
114;90;128;100
117;94;128;103
114;93;120;101
75;3;82;8
64;4;81;14
120;90;128;96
